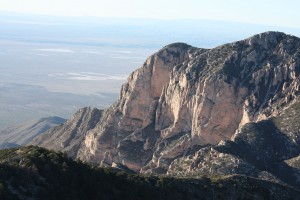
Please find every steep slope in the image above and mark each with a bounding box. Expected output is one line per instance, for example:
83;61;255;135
31;107;103;158
0;146;298;200
32;32;300;185
0;116;65;148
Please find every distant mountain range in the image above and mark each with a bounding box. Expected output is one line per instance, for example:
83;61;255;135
1;11;300;48
0;116;65;148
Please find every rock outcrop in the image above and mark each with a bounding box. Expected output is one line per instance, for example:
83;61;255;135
32;32;300;187
31;107;102;158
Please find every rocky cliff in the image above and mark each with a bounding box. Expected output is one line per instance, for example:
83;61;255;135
31;32;300;188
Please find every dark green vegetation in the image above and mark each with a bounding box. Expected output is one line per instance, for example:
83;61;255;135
0;146;299;200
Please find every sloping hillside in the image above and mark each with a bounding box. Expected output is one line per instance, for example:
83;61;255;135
0;116;65;148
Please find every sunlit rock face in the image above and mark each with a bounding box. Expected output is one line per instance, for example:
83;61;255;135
33;32;300;181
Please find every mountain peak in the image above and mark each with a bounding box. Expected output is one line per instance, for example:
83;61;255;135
162;42;193;50
244;31;298;48
249;31;288;40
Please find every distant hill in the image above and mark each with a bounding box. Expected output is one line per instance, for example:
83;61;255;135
0;146;298;200
0;142;20;149
0;116;65;148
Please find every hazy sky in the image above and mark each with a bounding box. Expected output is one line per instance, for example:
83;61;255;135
0;0;299;28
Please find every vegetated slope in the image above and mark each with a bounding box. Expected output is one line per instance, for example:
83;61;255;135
0;116;65;149
0;146;298;200
31;32;300;188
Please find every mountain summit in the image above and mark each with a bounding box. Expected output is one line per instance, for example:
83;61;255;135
31;32;300;188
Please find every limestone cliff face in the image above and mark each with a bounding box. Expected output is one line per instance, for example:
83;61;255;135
34;32;300;178
77;43;200;169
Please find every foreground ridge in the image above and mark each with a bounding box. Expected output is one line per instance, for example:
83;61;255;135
0;146;299;199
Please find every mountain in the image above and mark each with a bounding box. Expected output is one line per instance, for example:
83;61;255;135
0;146;298;200
0;116;66;148
31;32;300;188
